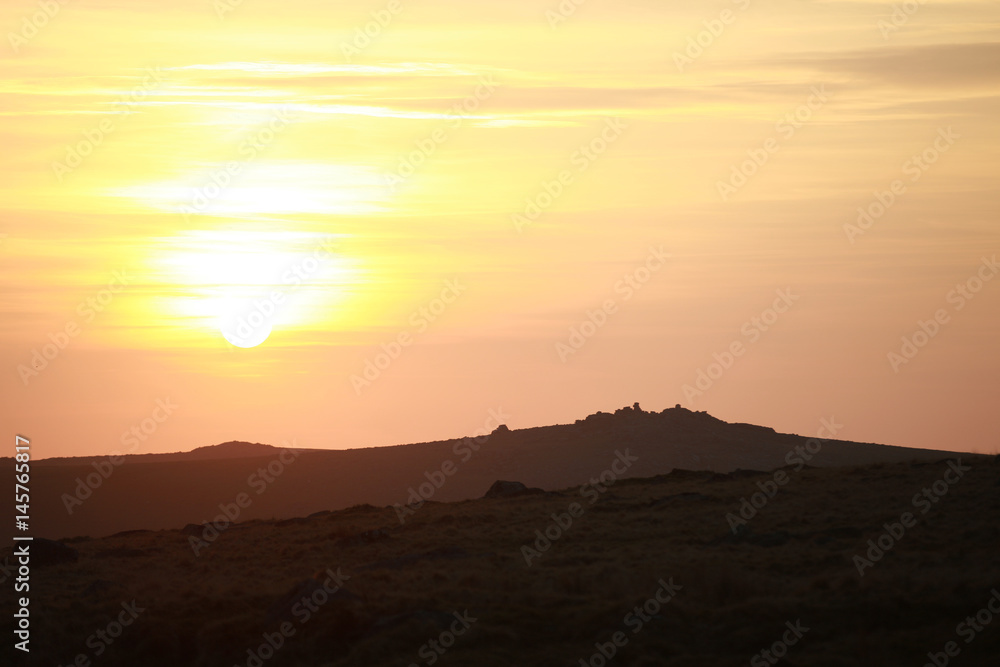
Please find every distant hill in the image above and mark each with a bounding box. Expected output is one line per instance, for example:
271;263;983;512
32;441;308;465
4;405;966;539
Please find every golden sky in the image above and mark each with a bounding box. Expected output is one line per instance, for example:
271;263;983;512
2;0;999;457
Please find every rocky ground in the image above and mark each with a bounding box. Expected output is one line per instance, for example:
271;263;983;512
4;454;999;666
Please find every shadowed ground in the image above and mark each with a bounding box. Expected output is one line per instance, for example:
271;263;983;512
4;454;998;666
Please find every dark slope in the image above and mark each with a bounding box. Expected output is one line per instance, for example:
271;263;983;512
8;405;962;539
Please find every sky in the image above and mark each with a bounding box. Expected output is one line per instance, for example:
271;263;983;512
1;0;998;458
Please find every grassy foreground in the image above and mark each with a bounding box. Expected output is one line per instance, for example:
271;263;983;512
5;455;999;666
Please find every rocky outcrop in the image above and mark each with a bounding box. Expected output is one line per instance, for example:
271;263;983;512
482;480;544;499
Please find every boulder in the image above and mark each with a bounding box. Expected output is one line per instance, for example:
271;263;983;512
181;523;205;537
482;480;544;499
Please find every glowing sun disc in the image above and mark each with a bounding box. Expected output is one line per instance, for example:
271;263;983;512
221;322;271;348
218;299;274;348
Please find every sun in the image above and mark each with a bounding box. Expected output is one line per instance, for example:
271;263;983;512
218;296;274;348
148;229;361;348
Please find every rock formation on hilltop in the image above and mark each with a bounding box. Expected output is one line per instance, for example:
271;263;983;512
483;480;544;499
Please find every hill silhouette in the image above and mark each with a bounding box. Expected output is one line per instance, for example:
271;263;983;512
32;440;301;466
5;405;964;539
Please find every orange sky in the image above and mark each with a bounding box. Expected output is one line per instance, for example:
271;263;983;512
2;0;998;458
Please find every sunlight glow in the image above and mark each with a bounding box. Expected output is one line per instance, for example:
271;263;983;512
150;229;363;346
119;163;387;217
